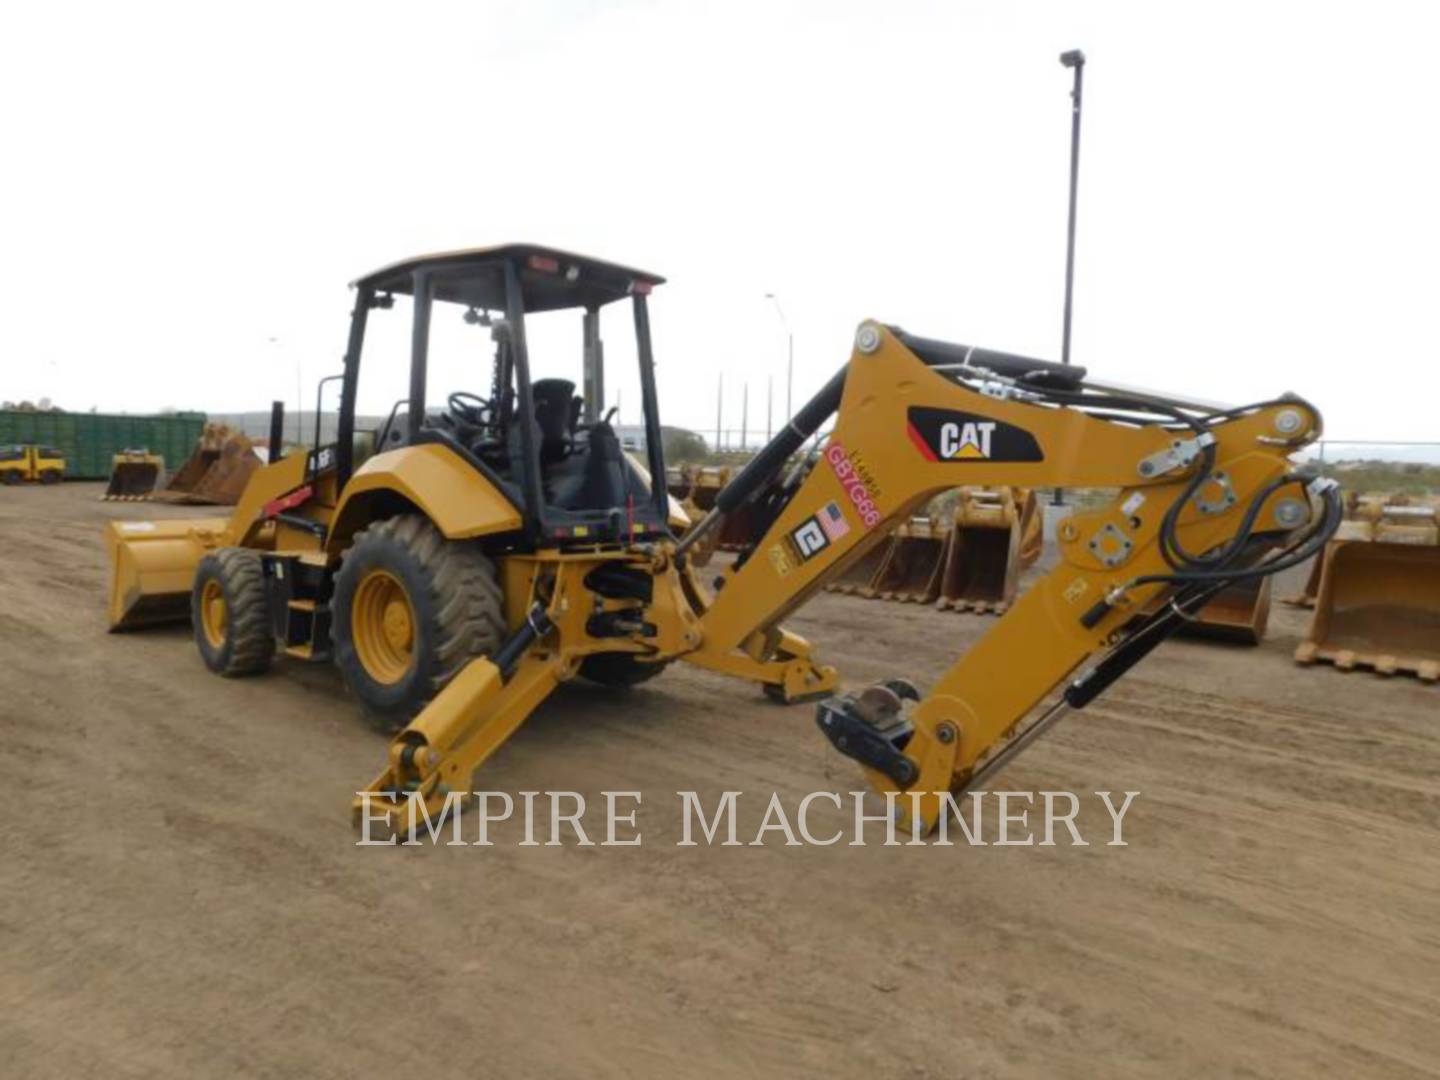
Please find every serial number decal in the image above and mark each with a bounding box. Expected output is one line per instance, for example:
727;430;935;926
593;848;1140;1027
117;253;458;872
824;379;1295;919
823;441;882;528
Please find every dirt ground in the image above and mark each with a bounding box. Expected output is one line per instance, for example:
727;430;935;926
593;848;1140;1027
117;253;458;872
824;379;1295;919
2;483;1438;1078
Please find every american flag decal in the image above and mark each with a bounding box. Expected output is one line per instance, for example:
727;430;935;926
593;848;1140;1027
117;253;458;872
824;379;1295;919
818;501;850;542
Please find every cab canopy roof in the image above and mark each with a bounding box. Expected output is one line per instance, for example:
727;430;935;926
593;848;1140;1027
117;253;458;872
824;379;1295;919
354;244;665;314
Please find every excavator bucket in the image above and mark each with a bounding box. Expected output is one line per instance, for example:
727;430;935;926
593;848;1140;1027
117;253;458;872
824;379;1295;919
937;487;1029;614
1283;552;1326;609
102;451;165;501
826;533;895;596
1176;577;1274;645
1295;504;1440;681
871;518;949;602
150;426;261;506
1014;487;1042;570
104;517;228;630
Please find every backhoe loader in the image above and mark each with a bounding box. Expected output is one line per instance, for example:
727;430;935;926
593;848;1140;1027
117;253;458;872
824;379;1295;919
105;245;1341;836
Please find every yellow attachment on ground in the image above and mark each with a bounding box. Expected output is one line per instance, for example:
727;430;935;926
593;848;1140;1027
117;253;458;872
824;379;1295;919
150;425;262;506
105;517;228;630
1175;577;1274;645
824;486;1040;613
1295;499;1440;681
936;486;1039;614
103;450;165;501
871;517;948;602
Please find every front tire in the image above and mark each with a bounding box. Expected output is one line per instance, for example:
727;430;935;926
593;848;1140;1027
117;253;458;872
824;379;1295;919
192;548;275;676
39;470;61;485
332;515;504;723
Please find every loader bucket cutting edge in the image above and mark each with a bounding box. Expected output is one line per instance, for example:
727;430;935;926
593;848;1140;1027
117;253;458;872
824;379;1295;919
105;517;228;631
1296;540;1440;680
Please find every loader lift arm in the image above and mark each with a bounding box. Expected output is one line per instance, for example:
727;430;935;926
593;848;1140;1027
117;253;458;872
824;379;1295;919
358;322;1340;837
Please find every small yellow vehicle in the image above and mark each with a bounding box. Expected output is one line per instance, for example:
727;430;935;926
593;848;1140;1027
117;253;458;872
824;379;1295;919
0;444;65;485
106;245;1341;836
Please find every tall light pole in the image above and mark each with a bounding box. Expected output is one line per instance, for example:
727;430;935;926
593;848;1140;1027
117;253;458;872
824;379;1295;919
766;374;773;441
764;293;794;419
1059;49;1085;367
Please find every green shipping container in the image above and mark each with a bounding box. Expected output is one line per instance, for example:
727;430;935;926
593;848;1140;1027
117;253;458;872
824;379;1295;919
0;411;207;480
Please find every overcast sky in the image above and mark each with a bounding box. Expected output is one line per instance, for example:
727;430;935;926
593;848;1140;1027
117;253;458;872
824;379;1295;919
3;1;1436;445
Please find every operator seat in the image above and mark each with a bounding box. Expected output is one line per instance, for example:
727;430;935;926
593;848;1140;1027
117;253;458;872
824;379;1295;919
531;378;581;466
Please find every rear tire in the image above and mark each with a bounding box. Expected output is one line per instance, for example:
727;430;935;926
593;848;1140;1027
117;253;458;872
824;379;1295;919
1;471;19;486
579;652;669;687
192;548;275;676
332;514;504;724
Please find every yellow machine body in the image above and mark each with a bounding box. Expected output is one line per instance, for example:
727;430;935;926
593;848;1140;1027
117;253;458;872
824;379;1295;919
352;324;1329;837
103;261;1333;839
1295;502;1440;681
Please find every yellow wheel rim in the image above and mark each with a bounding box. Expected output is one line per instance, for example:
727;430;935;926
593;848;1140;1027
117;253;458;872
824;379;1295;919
352;569;416;685
200;579;228;649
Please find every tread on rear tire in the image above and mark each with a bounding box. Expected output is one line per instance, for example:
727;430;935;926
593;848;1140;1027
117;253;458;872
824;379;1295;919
331;514;505;725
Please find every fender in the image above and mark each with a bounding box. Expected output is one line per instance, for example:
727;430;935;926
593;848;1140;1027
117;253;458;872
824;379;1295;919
327;443;523;555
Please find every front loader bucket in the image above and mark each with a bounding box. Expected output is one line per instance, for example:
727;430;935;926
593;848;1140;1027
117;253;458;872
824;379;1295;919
871;520;948;603
1176;577;1273;645
937;490;1023;614
1295;540;1440;681
105;517;228;630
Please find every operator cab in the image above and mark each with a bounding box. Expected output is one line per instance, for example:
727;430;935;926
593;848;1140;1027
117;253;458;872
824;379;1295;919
339;245;670;546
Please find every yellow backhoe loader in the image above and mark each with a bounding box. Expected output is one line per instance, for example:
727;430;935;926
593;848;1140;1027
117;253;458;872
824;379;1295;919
1294;496;1440;680
103;449;165;500
0;444;65;485
105;246;1341;836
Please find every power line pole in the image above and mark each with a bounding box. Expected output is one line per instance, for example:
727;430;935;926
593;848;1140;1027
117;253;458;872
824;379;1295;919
741;382;749;451
715;373;723;452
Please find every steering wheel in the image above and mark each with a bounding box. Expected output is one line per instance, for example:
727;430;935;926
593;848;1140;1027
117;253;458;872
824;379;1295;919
447;391;492;427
